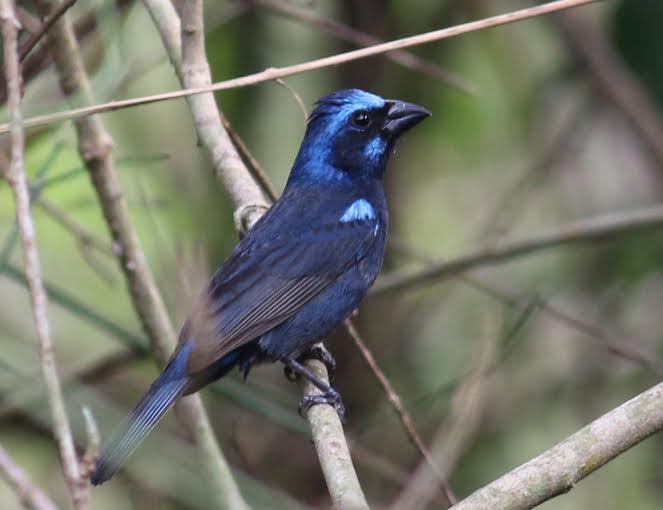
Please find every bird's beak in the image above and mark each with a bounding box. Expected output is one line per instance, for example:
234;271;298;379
383;100;431;137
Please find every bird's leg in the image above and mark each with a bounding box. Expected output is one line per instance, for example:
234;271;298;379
282;357;346;423
301;343;337;381
283;343;337;382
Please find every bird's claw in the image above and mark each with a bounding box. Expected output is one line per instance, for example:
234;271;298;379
299;344;337;382
298;389;346;423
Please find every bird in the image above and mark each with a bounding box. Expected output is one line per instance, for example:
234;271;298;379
90;88;430;485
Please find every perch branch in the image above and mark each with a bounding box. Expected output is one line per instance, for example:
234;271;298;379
298;359;369;510
451;381;663;509
1;0;86;507
32;0;243;505
1;0;600;134
0;443;59;510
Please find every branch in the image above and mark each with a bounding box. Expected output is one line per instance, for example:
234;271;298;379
0;1;86;507
373;204;663;295
298;359;369;509
451;381;663;509
32;1;243;504
1;0;600;134
0;443;59;510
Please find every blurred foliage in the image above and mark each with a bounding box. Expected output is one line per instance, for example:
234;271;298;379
1;0;663;509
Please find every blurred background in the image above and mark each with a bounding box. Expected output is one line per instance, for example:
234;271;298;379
1;0;663;508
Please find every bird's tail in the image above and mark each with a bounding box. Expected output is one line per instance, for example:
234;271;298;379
90;371;189;485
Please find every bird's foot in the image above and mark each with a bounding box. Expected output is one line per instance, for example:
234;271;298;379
299;344;337;382
298;387;346;423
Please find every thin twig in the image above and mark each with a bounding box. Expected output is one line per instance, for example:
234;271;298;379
345;319;457;506
451;381;663;509
0;0;600;135
251;0;477;95
275;78;308;120
0;1;86;507
373;204;663;296
18;0;77;61
0;443;59;510
220;116;279;202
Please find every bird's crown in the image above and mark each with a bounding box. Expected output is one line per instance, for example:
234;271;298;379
288;89;429;185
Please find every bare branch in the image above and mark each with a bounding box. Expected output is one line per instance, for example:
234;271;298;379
373;204;663;296
451;382;663;509
0;0;600;134
0;443;59;510
1;0;86;507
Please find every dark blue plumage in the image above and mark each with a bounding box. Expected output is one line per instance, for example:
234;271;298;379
91;89;429;485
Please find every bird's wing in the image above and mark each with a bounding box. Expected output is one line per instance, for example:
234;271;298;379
185;218;379;373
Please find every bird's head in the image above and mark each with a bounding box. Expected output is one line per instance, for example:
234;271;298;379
289;89;430;185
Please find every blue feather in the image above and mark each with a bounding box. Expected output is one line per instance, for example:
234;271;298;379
91;89;429;485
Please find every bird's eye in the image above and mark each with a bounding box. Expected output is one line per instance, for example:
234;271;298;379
350;111;372;129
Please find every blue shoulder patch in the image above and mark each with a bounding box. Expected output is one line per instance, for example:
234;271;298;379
340;199;375;222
